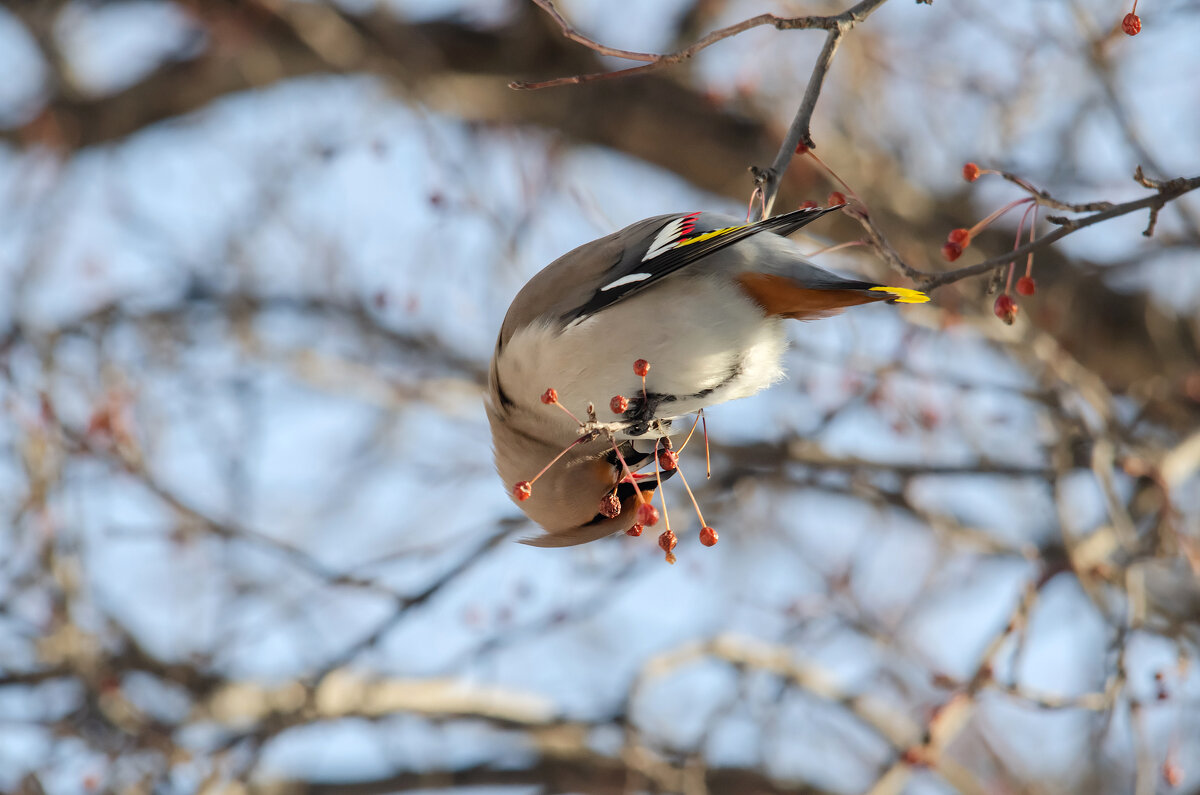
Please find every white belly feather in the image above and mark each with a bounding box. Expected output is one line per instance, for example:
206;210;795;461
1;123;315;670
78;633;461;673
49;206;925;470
495;273;787;439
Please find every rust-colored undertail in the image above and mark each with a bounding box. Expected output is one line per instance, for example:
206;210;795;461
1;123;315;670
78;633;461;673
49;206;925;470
736;274;895;320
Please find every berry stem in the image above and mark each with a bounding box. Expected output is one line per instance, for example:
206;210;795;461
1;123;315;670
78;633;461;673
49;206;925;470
675;462;707;528
805;239;868;258
528;433;593;487
546;395;585;426
607;434;650;507
804;148;862;203
676;412;703;454
970;197;1035;239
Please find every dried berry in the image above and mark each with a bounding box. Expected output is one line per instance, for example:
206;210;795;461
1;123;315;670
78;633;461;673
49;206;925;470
1163;760;1182;787
799;200;819;210
963;162;981;183
948;228;971;246
699;526;718;546
1016;276;1036;296
540;388;557;405
599;492;621;519
658;529;677;553
828;191;847;206
633;359;650;377
993;294;1019;325
941;241;963;262
513;481;532;501
637;502;659;526
794;141;809;155
626;523;644;537
1122;12;1141;35
657;448;678;471
609;394;629;414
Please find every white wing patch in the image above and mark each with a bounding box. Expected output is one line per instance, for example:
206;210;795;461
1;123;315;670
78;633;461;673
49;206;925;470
601;272;652;291
642;212;701;262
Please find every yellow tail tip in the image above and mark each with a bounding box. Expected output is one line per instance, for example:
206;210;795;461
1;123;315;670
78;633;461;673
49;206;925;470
869;285;930;304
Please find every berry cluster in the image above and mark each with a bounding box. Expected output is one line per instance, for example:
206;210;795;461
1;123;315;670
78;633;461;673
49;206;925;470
515;357;720;562
951;162;1041;325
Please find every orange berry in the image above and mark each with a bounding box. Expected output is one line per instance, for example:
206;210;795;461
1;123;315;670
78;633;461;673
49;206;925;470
993;294;1018;325
513;481;532;501
963;162;981;183
633;359;650;377
828;191;847;206
1016;276;1036;296
658;529;677;553
540;388;557;405
947;228;970;245
941;241;963;262
626;523;644;537
1163;760;1182;787
657;448;678;471
1122;12;1141;35
699;526;718;546
609;395;629;414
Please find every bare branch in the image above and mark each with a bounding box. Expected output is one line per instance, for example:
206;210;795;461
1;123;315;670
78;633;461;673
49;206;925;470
756;0;892;217
509;8;839;90
919;173;1200;290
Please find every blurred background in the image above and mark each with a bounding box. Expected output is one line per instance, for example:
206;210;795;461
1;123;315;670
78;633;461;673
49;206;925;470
1;1;1198;793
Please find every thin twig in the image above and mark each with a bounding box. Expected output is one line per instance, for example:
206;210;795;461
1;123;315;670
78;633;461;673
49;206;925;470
510;7;838;91
919;174;1200;290
755;0;892;218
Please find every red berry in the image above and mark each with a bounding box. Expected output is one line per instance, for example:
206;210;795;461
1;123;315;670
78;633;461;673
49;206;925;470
633;359;650;377
963;162;981;183
827;191;847;206
599;492;621;518
1016;276;1036;296
699;526;718;546
799;200;819;209
513;481;532;501
993;294;1019;325
947;228;970;246
637;501;659;526
609;395;629;414
540;388;557;405
1163;760;1182;787
626;523;644;537
658;529;677;553
657;448;678;471
794;141;809;155
941;241;963;262
1122;12;1141;35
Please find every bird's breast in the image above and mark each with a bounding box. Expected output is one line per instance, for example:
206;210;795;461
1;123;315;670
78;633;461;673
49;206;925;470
494;273;788;437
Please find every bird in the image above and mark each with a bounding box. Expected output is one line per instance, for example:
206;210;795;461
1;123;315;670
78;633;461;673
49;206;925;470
485;205;928;547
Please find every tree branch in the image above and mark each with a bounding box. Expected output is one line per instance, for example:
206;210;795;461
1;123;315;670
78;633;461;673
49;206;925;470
919;173;1200;290
509;6;840;90
755;0;892;218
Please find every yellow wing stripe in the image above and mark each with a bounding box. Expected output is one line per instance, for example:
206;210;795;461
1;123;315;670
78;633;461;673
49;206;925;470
673;225;748;248
869;286;929;304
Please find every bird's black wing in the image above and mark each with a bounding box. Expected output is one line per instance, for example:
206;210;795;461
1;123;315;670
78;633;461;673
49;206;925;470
563;205;841;324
